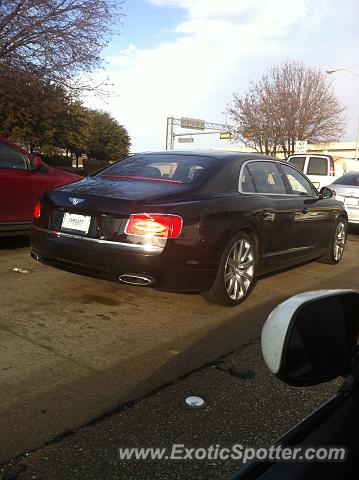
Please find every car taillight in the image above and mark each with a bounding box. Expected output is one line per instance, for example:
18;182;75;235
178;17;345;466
33;201;41;219
329;165;335;176
125;214;183;238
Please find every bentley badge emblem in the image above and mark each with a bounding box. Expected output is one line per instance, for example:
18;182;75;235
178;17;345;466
69;197;85;206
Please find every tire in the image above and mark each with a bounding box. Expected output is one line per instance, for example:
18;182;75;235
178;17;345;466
202;231;257;306
317;218;347;265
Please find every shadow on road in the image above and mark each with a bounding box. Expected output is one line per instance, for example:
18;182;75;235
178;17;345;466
348;224;359;237
0;236;29;250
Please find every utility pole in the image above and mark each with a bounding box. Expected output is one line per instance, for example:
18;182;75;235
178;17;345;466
165;117;175;150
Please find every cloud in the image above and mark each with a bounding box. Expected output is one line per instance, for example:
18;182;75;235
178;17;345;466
86;0;358;152
146;0;193;7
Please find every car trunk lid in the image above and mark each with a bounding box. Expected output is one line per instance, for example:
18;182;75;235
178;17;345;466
40;177;192;243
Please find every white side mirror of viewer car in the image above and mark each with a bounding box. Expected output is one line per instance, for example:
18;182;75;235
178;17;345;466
261;290;359;386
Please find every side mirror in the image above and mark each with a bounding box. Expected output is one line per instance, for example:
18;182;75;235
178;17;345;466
261;290;359;386
319;186;334;199
33;156;43;170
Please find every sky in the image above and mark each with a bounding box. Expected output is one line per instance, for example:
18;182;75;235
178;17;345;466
85;0;359;152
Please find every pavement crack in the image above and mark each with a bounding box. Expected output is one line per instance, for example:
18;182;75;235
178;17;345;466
216;362;256;379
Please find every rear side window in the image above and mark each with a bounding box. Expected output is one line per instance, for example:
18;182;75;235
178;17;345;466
307;157;328;176
99;154;215;184
241;166;256;192
333;173;359;186
0;142;27;170
288;156;306;172
246;162;286;194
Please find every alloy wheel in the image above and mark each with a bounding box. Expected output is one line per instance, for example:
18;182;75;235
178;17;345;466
333;221;346;261
224;239;255;300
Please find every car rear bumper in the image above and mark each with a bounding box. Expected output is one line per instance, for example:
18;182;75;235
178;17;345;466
30;226;216;292
0;222;31;237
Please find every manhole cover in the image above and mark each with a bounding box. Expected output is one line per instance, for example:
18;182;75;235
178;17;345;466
184;396;205;408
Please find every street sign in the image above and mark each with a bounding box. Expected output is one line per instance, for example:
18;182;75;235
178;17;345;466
220;132;231;140
243;129;255;138
178;137;194;143
294;140;308;154
180;117;205;130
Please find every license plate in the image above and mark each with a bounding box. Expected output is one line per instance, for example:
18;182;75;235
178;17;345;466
344;197;359;207
61;213;91;234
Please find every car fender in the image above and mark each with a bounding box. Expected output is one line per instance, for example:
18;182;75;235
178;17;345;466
213;216;261;263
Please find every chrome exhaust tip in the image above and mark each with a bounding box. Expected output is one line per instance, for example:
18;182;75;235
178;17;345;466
118;273;156;286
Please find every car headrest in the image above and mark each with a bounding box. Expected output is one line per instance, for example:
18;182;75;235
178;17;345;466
141;166;162;178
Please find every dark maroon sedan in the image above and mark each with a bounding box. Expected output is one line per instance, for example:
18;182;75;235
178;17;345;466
30;151;347;305
0;135;81;236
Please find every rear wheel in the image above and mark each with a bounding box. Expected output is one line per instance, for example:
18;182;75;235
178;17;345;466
203;232;256;306
317;219;347;265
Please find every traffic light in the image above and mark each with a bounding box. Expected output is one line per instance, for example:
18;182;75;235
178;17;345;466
220;132;232;140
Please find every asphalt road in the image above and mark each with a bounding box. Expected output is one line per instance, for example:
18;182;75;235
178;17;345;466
2;342;343;480
0;227;358;468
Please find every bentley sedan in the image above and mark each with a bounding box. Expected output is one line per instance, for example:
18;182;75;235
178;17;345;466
30;151;347;306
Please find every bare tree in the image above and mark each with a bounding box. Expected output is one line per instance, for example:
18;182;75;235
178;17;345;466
0;0;123;90
226;61;345;157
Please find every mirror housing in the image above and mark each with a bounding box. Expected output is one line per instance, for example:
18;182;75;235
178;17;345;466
261;290;359;386
319;186;334;199
33;156;43;170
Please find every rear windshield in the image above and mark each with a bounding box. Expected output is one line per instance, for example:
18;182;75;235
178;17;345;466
333;172;359;186
288;156;305;172
307;157;328;176
98;154;215;184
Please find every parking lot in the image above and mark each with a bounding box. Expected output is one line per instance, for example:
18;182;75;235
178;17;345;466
1;228;359;465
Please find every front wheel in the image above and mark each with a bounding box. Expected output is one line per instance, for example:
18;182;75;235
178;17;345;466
202;232;256;306
317;219;347;265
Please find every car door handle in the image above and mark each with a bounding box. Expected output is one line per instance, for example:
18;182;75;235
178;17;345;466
258;211;275;221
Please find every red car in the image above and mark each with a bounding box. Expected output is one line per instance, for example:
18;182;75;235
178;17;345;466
0;135;81;237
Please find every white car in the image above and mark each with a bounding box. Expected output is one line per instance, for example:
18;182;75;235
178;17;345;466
286;154;335;191
328;171;359;224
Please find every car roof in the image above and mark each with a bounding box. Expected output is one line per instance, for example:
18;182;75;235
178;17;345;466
0;134;30;156
288;153;333;159
135;150;279;162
